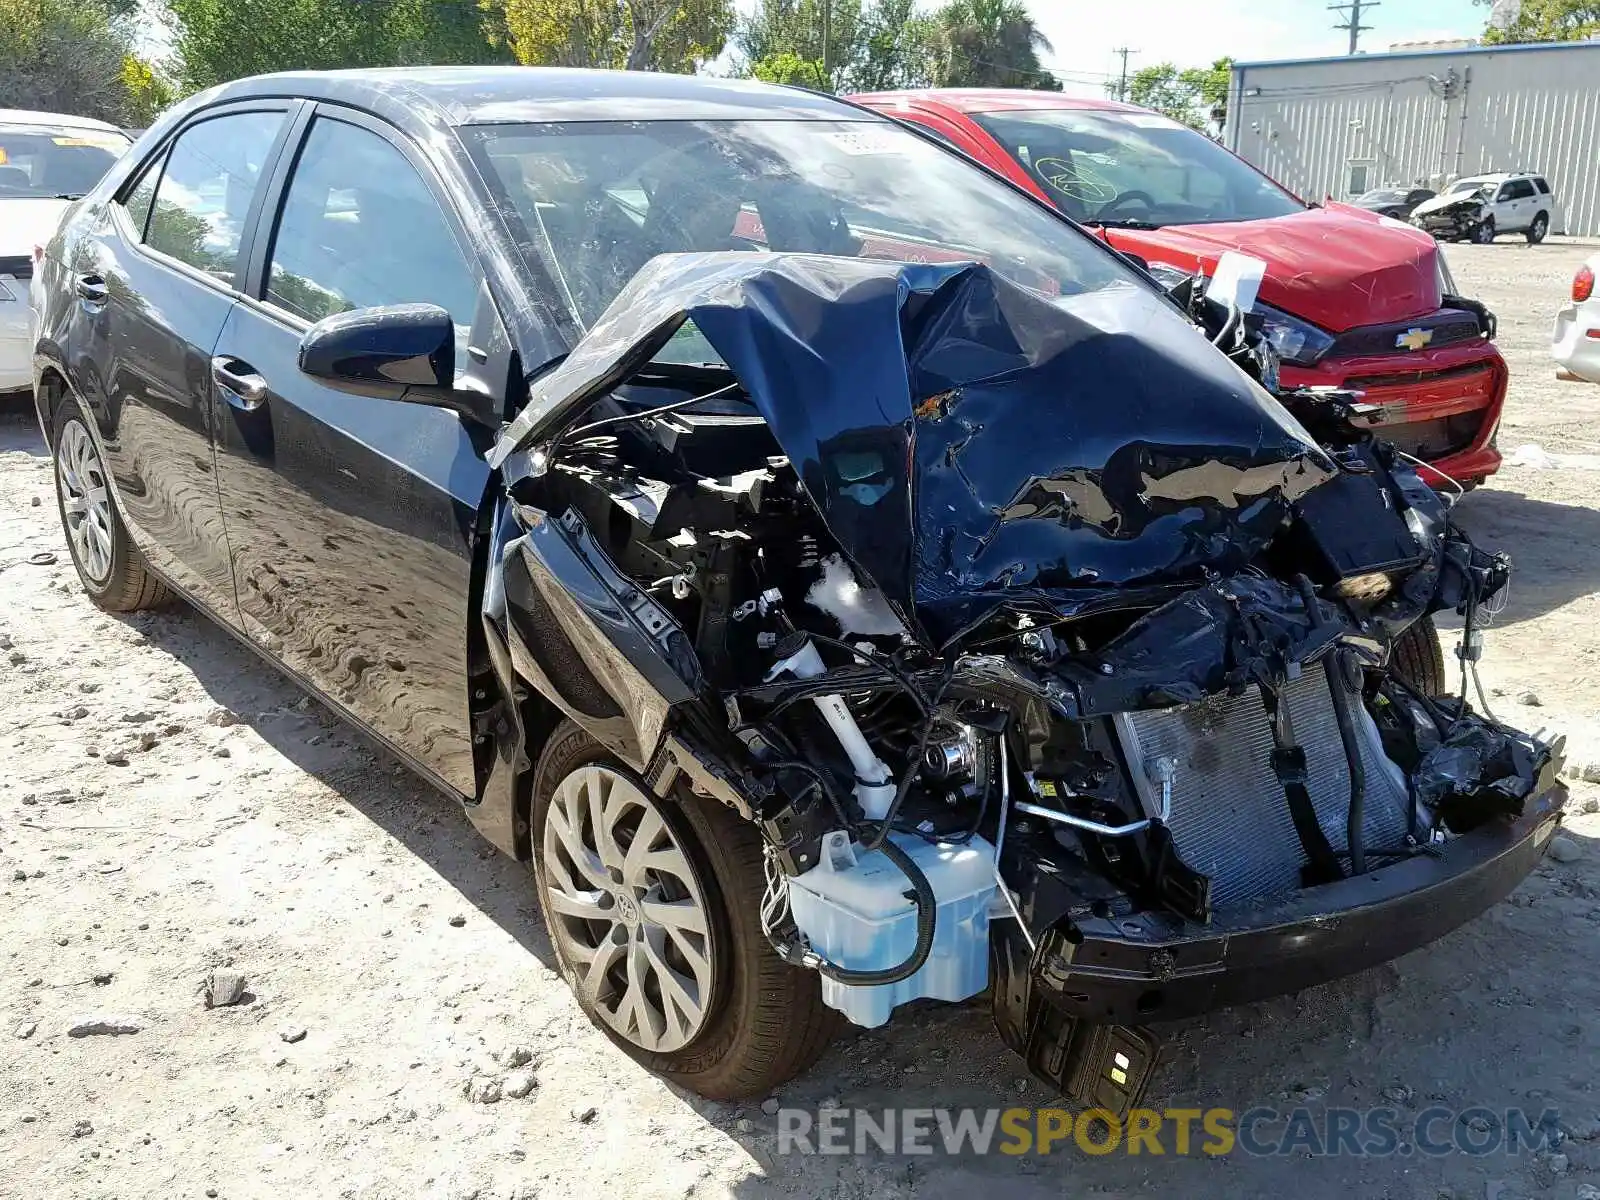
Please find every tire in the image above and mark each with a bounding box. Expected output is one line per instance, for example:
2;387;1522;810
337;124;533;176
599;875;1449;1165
1391;614;1449;698
530;720;839;1099
1472;218;1496;244
1526;213;1549;244
50;396;171;612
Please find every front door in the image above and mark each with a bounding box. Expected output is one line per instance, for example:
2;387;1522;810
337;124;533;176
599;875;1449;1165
71;106;291;620
1495;178;1536;231
210;108;493;794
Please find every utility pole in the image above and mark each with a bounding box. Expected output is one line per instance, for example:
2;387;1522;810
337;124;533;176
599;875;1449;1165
1113;47;1136;101
821;0;832;88
1329;0;1379;56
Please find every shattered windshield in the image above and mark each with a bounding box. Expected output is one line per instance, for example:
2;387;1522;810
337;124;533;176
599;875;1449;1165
465;118;1139;358
971;108;1304;228
0;123;129;200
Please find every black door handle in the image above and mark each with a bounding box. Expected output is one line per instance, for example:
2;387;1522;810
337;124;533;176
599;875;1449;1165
211;356;269;410
75;274;108;304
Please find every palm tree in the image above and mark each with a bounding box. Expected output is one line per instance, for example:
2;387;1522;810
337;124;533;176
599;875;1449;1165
931;0;1061;91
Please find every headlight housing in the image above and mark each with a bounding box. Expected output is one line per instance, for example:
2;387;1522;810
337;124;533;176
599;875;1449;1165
1436;251;1460;298
1142;260;1195;291
1256;304;1336;367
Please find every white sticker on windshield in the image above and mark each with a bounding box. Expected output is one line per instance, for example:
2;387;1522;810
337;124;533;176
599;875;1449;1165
826;129;907;156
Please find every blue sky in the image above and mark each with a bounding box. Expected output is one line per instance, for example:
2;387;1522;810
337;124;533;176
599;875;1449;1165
1024;0;1487;96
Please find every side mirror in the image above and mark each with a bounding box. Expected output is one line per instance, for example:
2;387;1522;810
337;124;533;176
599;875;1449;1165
298;303;455;392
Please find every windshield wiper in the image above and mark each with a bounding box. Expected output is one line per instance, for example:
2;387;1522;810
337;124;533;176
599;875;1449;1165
1082;218;1163;230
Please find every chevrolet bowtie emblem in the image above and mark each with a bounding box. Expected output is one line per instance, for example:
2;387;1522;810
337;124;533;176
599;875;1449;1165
1397;327;1434;351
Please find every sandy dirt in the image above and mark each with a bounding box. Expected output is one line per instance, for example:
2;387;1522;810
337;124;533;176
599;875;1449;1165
3;239;1600;1200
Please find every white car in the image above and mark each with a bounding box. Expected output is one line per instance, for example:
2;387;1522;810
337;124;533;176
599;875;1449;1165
1553;255;1600;383
1411;171;1560;245
0;110;131;396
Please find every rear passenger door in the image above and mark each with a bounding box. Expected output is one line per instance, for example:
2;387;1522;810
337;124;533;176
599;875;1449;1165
209;107;495;796
69;104;293;622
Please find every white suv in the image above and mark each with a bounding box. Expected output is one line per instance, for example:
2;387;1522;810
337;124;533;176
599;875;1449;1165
0;109;131;396
1411;171;1560;245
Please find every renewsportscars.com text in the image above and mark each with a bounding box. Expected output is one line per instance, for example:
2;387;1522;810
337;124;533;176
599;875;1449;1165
776;1106;1563;1158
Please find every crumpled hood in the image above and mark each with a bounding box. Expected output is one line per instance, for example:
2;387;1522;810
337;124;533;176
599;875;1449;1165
1110;203;1442;333
0;198;73;258
1411;190;1487;219
494;253;1336;640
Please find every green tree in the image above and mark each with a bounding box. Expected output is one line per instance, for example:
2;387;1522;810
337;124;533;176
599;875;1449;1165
1479;0;1600;42
734;0;933;93
0;0;134;122
749;49;829;88
502;0;734;73
120;53;176;126
168;0;510;93
928;0;1060;91
1115;56;1232;131
851;0;936;91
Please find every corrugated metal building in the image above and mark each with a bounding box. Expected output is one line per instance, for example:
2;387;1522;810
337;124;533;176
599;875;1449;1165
1226;41;1600;236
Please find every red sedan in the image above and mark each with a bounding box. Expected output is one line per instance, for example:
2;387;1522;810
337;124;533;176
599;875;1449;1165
850;89;1506;489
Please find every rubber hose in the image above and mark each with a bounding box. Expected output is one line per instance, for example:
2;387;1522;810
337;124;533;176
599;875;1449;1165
1295;574;1368;875
808;837;937;987
1324;651;1369;875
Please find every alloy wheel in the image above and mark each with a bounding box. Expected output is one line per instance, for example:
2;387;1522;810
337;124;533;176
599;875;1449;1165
56;419;115;585
542;766;716;1054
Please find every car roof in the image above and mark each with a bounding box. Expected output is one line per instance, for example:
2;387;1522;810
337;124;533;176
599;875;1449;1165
850;88;1147;117
209;67;881;126
0;108;127;134
1457;172;1546;184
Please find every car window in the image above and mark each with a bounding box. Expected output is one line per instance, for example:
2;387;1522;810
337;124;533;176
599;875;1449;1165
0;122;129;199
118;153;164;241
469;118;1138;336
264;117;478;352
1534;177;1551;195
969;108;1303;227
145;112;286;285
1499;180;1535;201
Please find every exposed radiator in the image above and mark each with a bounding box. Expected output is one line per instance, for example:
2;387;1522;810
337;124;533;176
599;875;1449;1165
1115;670;1411;908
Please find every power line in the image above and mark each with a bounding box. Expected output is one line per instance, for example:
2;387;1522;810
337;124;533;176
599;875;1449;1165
1329;0;1379;55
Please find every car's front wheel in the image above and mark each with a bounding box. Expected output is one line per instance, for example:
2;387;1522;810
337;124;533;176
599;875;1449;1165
1392;614;1450;697
1473;217;1497;244
530;720;838;1098
50;397;170;612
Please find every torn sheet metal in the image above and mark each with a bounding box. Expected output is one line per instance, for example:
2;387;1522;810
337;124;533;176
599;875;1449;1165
1051;573;1343;716
493;252;1337;639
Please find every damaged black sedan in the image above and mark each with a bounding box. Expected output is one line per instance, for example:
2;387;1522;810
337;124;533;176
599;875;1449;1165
33;68;1564;1106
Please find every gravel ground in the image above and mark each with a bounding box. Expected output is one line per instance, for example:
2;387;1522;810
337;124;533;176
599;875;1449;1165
2;238;1599;1200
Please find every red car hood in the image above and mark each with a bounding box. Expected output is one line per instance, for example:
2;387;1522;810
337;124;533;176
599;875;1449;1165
1104;204;1442;333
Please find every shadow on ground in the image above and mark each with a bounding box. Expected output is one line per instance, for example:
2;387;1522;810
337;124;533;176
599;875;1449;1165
0;399;47;456
1454;486;1600;624
120;597;558;969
